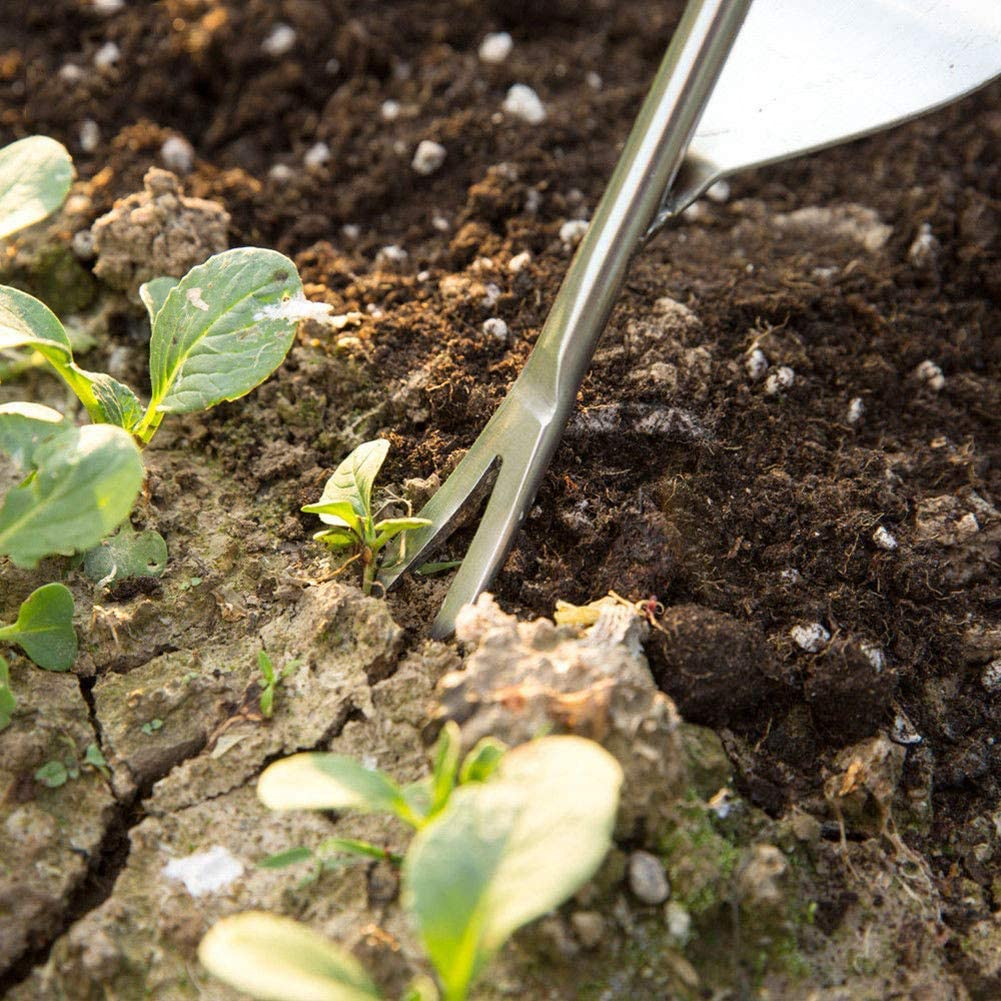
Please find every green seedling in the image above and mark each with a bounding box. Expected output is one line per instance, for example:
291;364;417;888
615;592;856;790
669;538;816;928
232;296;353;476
199;724;623;1001
0;135;74;240
33;739;109;788
256;649;300;719
0;582;78;731
303;440;431;595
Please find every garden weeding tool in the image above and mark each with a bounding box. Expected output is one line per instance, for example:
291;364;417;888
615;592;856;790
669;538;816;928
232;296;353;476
380;0;1001;637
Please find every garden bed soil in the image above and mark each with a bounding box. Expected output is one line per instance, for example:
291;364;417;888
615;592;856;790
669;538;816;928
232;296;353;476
1;1;999;999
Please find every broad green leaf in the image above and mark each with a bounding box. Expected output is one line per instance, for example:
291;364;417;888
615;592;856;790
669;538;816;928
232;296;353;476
458;737;507;785
199;912;382;1001
258;752;420;826
82;523;168;584
0;654;14;731
82;371;144;430
429;721;460;816
139;276;179;327
0;423;144;567
403;737;622;999
301;498;363;535
373;516;433;550
0;583;77;671
35;759;70;788
0;286;110;421
146;248;303;418
314;528;359;550
313;440;389;521
0;402;67;467
0;136;74;240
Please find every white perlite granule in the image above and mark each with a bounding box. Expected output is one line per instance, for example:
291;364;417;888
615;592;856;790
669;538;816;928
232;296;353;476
163;846;244;897
503;84;546;125
790;622;830;653
262;23;296;57
479;32;513;64
160;136;194;174
412;140;446;176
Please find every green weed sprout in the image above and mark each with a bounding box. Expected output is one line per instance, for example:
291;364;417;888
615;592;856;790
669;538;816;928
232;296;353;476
303;440;432;595
256;649;299;719
199;724;623;1001
0;582;77;730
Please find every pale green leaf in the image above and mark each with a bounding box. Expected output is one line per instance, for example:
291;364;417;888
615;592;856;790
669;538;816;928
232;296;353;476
458;737;507;785
0;654;14;731
373;516;433;550
139;276;179;327
403;737;622;999
429;721;460;816
313;440;389;521
0;582;77;671
314;528;359;551
81;371;144;430
0;402;67;467
82;523;168;584
147;248;302;416
199;912;382;1001
0;423;144;567
0;136;74;240
258;752;419;825
301;498;363;534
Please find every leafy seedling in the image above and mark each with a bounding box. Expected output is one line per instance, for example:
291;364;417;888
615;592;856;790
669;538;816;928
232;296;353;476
0;135;74;240
82;521;168;586
200;726;622;1001
257;649;300;719
303;440;431;594
0;583;78;731
0;246;323;445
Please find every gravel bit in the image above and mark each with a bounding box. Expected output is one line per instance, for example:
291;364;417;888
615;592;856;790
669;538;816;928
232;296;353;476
628;850;671;905
872;525;898;551
479;31;513;64
790;622;830;653
482;317;509;342
160;135;194;175
763;365;795;395
262;23;296;57
503;84;547;125
412;139;446;176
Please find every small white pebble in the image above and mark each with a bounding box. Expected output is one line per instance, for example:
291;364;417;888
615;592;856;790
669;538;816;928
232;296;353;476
160;135;194;175
59;63;85;84
304;142;330;168
744;347;768;382
860;643;886;673
269;163;294;183
71;230;96;260
508;250;532;273
524;188;542;214
763;365;795;396
585;71;603;91
341;223;360;240
432;213;450;233
812;265;838;282
779;568;801;584
872;525;898;551
325;57;341;75
91;0;124;13
377;244;408;266
503;84;546;125
380;99;401;122
163;846;244;897
478;31;513;64
481;282;501;309
482;317;509;342
366;304;384;319
93;41;121;70
412;139;446;176
664;901;691;945
628;850;671;905
790;622;830;653
915;359;945;392
706;179;731;203
890;709;922;746
417;269;430;282
907;222;939;269
681;202;708;224
847;396;865;425
79;119;101;153
981;658;1001;693
262;23;296;58
560;219;589;248
957;512;980;538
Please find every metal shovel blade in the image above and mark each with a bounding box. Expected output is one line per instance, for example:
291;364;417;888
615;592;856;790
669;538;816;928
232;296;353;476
659;0;1001;219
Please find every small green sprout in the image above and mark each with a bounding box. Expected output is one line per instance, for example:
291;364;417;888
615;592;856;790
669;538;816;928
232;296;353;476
257;649;299;719
0;583;78;731
200;724;623;1001
141;718;164;736
303;440;431;595
33;739;109;788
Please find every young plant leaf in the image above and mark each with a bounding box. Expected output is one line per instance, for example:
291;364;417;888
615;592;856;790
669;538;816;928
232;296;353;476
82;523;168;585
313;528;360;551
0;583;77;671
82;371;144;431
259;846;315;869
0;654;15;731
301;498;364;535
0;136;74;240
0;402;67;467
313;440;389;521
35;759;70;788
199;911;383;1001
429;721;460;817
0;423;144;567
258;752;421;826
144;248;303;421
372;517;433;550
139;276;179;327
402;737;622;1000
458;737;507;785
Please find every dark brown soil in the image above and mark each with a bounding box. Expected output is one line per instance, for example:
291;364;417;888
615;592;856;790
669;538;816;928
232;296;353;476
2;0;998;995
